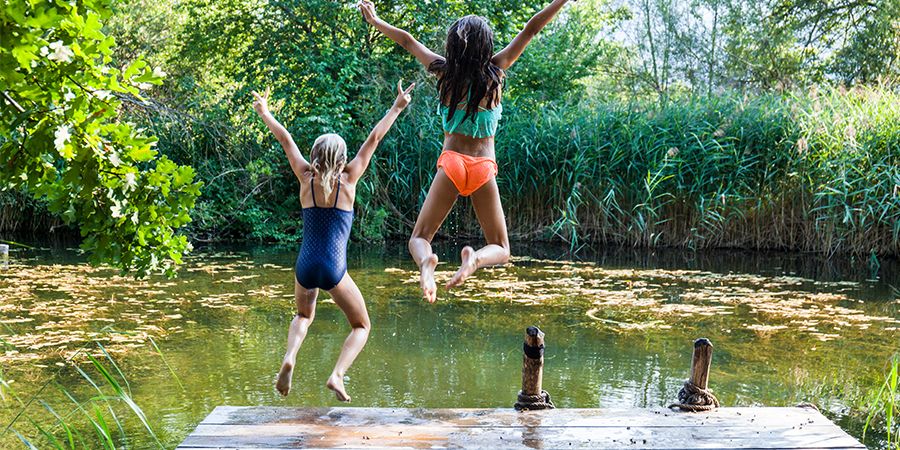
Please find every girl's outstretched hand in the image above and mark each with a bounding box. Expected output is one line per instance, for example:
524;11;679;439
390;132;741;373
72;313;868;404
251;87;270;114
357;0;378;25
392;80;415;110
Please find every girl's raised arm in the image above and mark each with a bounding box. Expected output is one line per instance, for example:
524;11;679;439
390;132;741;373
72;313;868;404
491;0;571;70
359;0;442;69
345;80;415;183
252;88;310;180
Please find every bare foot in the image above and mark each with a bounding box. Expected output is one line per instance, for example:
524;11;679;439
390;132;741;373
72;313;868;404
419;254;438;304
446;246;477;289
326;373;351;402
275;362;293;397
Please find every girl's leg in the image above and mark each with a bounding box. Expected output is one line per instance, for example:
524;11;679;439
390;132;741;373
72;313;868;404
447;177;511;288
409;169;458;303
324;273;371;402
276;280;318;396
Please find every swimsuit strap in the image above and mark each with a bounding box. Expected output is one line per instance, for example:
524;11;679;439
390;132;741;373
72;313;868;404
333;178;341;208
310;174;318;208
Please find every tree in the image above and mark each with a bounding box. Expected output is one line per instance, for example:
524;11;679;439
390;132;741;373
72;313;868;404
509;0;630;102
101;0;625;241
831;0;900;83
1;0;202;276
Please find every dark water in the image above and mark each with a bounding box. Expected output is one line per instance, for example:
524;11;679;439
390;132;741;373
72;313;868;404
0;241;898;449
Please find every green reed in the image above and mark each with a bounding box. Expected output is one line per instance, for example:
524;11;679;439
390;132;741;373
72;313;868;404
2;334;166;449
374;85;900;255
5;85;896;256
864;354;900;449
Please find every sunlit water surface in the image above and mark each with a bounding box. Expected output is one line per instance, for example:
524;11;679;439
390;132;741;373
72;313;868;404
1;242;898;449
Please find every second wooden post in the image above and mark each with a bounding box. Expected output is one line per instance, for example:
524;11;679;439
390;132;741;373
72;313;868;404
514;326;554;411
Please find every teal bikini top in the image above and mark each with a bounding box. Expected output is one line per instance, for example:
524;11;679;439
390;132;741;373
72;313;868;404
438;101;503;139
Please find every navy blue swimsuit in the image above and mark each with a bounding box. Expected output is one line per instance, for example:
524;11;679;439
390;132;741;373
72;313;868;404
294;178;354;290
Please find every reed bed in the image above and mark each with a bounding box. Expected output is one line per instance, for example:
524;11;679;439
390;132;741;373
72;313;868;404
3;87;898;255
376;86;900;255
0;192;63;234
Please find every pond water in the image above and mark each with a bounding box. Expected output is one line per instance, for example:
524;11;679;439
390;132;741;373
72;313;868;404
0;241;898;449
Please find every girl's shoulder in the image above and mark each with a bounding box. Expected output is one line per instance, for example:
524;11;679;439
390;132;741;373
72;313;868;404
337;169;357;186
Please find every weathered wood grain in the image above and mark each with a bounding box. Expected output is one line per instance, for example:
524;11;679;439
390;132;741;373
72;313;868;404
176;406;865;449
198;406;835;427
689;338;713;390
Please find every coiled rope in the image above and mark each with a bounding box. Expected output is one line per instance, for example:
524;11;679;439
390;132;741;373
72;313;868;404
514;390;555;411
668;380;720;412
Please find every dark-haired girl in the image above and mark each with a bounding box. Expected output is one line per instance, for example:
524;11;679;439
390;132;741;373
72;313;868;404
359;0;572;303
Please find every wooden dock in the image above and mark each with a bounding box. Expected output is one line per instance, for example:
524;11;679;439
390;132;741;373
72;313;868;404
176;405;865;449
178;333;863;448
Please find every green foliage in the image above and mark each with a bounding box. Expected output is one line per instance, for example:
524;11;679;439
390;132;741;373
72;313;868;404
5;0;899;256
831;0;900;84
384;86;898;254
96;0;625;243
510;0;629;101
93;0;897;255
2;338;165;449
864;353;900;449
763;0;899;87
1;0;202;276
623;0;900;93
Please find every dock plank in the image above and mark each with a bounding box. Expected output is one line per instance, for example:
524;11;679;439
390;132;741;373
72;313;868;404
176;407;864;449
198;406;836;428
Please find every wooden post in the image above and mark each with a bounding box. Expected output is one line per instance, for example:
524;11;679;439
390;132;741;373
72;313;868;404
669;337;719;411
515;326;554;410
0;244;8;269
522;326;544;396
690;338;713;390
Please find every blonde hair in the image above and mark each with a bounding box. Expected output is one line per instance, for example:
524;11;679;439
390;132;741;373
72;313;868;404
310;133;347;200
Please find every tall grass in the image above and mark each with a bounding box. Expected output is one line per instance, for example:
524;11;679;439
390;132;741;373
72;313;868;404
1;332;168;449
376;86;900;255
5;86;897;256
864;354;900;449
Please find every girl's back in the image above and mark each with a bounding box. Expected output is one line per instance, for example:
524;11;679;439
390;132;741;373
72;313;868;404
296;173;354;291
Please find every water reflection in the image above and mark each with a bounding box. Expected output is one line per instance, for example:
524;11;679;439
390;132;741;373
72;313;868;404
0;241;897;448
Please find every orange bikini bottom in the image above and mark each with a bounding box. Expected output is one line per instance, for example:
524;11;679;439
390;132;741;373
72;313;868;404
437;150;498;197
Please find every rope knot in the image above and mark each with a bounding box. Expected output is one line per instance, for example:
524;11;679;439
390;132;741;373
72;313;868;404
668;380;720;412
514;390;555;411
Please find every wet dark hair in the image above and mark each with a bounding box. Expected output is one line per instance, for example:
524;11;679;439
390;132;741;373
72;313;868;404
428;15;503;123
